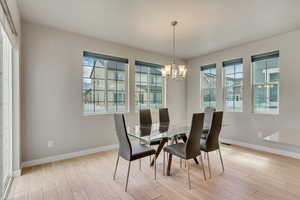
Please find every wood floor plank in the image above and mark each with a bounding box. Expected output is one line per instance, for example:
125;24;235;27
9;145;300;200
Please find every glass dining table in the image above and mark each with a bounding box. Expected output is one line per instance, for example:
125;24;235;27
127;121;199;176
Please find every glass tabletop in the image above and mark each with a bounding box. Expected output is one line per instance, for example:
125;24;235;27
127;121;190;143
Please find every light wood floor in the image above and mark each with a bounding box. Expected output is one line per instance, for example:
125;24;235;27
8;144;300;200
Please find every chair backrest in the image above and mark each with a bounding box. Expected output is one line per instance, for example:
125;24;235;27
185;113;204;159
139;109;152;126
114;114;132;161
206;112;223;151
159;108;170;124
159;123;169;133
203;107;216;130
140;125;152;137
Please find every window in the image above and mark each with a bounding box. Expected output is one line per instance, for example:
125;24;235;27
82;51;128;114
135;61;165;110
252;51;280;114
200;64;217;109
223;58;243;112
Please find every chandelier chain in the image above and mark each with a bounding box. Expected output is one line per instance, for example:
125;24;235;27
173;22;175;65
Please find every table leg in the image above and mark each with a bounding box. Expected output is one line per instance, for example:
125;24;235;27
193;156;199;164
150;138;168;167
181;134;199;164
166;153;173;176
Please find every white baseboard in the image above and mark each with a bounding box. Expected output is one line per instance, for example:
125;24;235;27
13;170;21;177
20;139;300;169
22;144;118;168
221;138;300;160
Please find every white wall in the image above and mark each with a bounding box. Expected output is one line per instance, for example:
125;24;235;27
187;28;300;154
21;22;187;162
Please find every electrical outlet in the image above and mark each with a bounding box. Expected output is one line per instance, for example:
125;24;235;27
48;140;55;148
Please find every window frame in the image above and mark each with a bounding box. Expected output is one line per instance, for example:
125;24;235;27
135;60;166;111
81;51;129;115
200;64;217;109
251;50;280;115
222;58;244;112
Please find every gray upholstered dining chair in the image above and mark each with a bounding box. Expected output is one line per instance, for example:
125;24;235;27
139;109;161;166
113;113;157;192
159;108;170;124
159;108;171;133
200;111;224;178
139;109;161;144
163;113;206;189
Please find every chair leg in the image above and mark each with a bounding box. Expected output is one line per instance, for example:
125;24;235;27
125;161;131;192
113;156;119;180
207;152;212;178
139;140;142;170
154;155;157;180
199;154;206;181
180;159;182;168
218;149;225;172
187;160;191;190
163;151;165;176
139;159;142;170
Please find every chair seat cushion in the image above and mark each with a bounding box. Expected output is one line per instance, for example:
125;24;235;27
131;144;156;161
164;143;186;159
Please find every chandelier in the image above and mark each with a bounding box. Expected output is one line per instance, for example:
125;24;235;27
162;21;187;79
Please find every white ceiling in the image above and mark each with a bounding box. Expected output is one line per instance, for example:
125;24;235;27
17;0;300;59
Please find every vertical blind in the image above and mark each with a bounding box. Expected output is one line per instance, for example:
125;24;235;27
1;25;13;197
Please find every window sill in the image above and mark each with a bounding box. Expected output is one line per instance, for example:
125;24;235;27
224;110;243;113
134;108;163;113
252;111;279;116
82;111;130;117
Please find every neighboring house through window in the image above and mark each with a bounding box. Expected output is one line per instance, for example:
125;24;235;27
200;64;217;109
252;51;280;114
82;51;128;114
135;61;165;110
223;58;243;112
